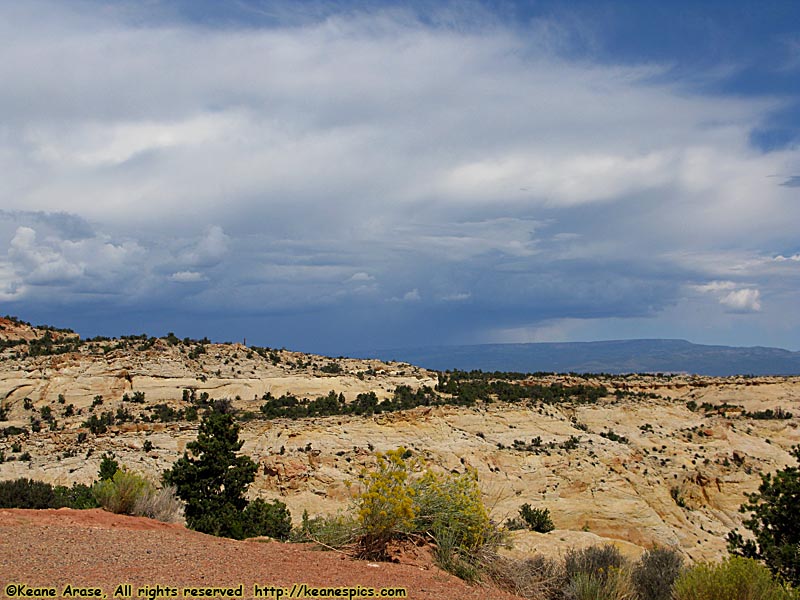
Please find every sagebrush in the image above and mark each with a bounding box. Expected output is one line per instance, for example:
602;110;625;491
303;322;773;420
673;556;797;600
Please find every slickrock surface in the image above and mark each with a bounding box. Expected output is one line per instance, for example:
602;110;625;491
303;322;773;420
2;325;799;564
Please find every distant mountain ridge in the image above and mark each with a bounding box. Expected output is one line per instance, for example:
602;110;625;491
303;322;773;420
365;339;800;376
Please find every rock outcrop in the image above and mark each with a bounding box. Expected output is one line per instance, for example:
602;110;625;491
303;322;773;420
1;329;799;564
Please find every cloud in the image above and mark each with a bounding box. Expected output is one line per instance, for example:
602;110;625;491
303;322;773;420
347;272;375;283
5;225;145;290
8;226;84;285
693;281;762;313
780;176;800;187
1;2;789;238
0;215;236;305
180;226;229;268
169;271;207;283
390;289;421;303
441;292;471;302
0;3;798;350
693;281;737;293
719;288;762;312
27;114;243;168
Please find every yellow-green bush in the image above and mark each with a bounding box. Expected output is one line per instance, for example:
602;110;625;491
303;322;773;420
94;468;183;523
411;467;492;550
93;468;152;515
354;447;495;565
356;447;418;555
673;556;797;600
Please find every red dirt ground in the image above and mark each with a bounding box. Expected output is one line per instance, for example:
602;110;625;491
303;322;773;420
0;509;522;600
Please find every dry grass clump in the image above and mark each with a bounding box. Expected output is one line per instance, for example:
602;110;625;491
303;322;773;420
486;544;687;600
482;552;565;600
93;468;182;523
291;510;362;550
132;484;183;523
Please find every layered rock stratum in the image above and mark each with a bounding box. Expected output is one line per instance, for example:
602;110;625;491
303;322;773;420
1;318;798;564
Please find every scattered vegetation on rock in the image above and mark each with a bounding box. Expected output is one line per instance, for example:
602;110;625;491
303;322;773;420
518;503;555;533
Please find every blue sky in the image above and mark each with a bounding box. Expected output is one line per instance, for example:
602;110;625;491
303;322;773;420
1;0;799;353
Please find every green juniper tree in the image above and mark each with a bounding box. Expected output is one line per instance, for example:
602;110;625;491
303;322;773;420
163;408;257;538
98;452;119;481
728;446;800;586
163;406;291;540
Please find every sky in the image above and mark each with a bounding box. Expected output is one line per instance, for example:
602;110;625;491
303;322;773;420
1;0;799;354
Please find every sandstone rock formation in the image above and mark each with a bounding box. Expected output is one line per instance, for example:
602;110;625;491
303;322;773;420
1;326;798;565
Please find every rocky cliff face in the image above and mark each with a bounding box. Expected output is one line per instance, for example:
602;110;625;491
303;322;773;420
1;329;798;564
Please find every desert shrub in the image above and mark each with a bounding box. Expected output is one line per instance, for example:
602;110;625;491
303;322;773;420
518;503;555;533
432;524;482;582
600;430;629;444
673;556;795;600
132;484;183;523
320;361;343;374
483;553;566;600
0;478;59;508
505;516;528;531
242;498;292;540
565;544;628;586
356;447;417;557
53;483;98;509
631;546;684;600
2;426;27;437
0;478;98;509
292;511;361;548
412;467;493;550
568;568;634;600
82;411;113;434
189;504;246;539
92;468;152;515
149;403;182;423
354;446;499;577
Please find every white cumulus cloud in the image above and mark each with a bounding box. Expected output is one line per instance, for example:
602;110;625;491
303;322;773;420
719;288;762;312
